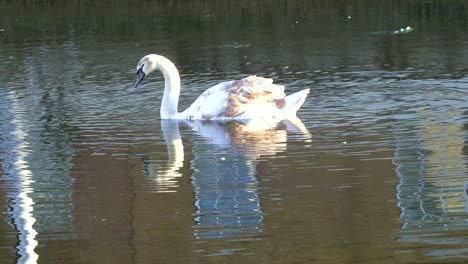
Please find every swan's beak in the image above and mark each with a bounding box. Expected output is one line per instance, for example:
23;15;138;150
135;66;146;88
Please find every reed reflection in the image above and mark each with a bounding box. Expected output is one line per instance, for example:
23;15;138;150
150;117;310;240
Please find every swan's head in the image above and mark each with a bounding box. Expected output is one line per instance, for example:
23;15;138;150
135;54;159;88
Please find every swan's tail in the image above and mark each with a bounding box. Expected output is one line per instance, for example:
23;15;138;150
284;89;310;116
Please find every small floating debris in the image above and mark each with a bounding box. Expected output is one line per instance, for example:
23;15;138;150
393;26;413;34
368;26;413;36
0;29;4;32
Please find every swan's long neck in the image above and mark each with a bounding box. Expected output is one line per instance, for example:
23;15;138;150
157;56;181;119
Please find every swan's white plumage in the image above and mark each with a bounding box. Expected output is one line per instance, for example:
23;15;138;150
135;54;309;120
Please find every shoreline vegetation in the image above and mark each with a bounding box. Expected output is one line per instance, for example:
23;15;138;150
0;0;467;20
0;0;466;37
1;0;466;77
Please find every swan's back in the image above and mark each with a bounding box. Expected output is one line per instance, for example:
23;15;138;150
178;75;308;120
224;76;286;117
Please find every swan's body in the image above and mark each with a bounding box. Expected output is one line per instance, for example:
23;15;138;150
135;54;309;120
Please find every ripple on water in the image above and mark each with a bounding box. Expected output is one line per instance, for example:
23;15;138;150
392;105;468;255
1;24;468;262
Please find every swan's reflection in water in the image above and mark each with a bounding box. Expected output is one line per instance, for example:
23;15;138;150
141;121;184;193
188;117;310;159
145;117;310;239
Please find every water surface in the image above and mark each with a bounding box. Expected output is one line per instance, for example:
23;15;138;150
0;1;467;263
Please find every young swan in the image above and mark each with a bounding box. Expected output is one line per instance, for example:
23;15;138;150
135;54;310;120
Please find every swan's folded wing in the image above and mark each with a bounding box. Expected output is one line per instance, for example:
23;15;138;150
182;76;286;120
223;76;286;117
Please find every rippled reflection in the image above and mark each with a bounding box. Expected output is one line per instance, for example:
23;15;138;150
0;93;38;263
393;91;468;257
190;118;309;240
154;118;310;240
140;121;184;193
0;86;75;262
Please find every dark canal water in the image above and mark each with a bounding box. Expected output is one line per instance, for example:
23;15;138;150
0;1;467;263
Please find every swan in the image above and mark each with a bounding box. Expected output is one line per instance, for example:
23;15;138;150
134;54;310;120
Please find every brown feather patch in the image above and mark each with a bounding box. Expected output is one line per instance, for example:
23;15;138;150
274;99;286;109
222;76;285;117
